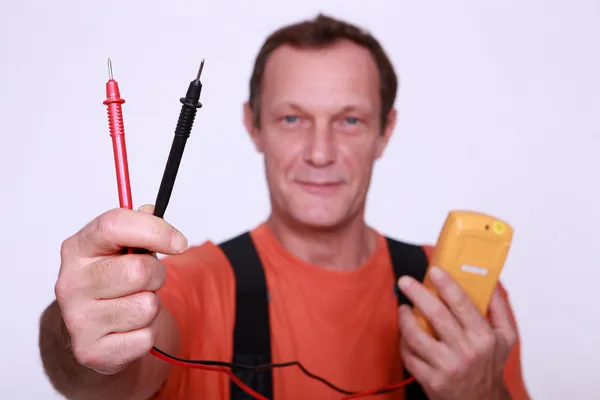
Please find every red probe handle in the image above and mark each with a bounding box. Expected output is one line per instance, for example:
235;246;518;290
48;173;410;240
104;76;134;254
103;79;133;211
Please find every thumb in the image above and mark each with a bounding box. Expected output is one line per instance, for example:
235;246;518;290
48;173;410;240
137;204;155;214
135;204;158;258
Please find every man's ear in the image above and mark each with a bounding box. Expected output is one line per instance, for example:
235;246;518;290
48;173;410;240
243;102;263;153
375;108;397;159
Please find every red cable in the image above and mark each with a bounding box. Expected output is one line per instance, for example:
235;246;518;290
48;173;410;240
150;348;269;400
340;377;416;399
150;348;413;399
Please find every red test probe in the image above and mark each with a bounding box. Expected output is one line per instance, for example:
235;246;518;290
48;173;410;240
103;58;134;254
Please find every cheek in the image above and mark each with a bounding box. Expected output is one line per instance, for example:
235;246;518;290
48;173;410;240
262;132;303;179
339;140;378;181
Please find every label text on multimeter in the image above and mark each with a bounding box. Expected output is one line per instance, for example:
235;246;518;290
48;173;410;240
461;264;488;276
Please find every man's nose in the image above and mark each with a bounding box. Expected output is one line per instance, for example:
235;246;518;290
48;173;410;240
303;122;336;166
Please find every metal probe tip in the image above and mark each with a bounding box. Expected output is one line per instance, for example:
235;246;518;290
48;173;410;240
196;59;205;81
107;58;113;80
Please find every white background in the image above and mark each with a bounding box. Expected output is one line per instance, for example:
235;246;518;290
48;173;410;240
1;0;598;398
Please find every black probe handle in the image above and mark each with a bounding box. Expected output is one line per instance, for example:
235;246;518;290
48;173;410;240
153;134;188;218
133;82;203;255
153;92;202;218
134;107;195;255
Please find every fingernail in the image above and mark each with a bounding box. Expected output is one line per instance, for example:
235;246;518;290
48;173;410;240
398;276;413;290
429;266;444;280
171;232;188;253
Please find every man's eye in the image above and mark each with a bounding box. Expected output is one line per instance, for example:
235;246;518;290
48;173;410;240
283;115;299;123
344;117;359;125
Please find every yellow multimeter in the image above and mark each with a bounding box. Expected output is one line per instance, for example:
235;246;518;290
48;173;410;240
414;210;514;337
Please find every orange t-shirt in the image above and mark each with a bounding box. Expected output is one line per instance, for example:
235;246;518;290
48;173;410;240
155;224;529;399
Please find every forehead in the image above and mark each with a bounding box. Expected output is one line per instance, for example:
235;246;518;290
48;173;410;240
260;40;381;111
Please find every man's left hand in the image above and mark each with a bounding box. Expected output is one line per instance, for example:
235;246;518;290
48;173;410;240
397;266;517;400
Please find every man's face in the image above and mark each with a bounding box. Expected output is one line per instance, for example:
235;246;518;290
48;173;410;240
244;40;396;229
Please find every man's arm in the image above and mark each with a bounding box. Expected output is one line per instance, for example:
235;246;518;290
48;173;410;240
39;300;180;400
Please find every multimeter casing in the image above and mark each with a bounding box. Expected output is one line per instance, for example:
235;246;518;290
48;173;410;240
414;210;513;336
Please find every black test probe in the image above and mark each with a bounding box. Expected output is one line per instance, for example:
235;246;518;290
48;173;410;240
153;59;205;219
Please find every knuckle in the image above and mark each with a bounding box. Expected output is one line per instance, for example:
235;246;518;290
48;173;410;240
62;308;89;337
444;360;461;377
139;292;161;320
429;375;448;393
97;209;124;241
452;289;471;311
137;327;157;351
460;345;478;365
478;332;497;352
125;292;160;326
71;345;87;365
127;257;152;289
71;342;95;368
59;237;76;261
54;276;74;302
430;302;449;322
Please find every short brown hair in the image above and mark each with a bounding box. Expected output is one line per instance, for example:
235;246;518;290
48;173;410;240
248;13;398;131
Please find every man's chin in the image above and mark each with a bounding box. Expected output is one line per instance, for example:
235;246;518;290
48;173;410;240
291;210;350;232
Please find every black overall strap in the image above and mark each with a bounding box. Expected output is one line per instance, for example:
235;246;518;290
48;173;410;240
386;237;430;400
219;232;273;400
220;232;430;400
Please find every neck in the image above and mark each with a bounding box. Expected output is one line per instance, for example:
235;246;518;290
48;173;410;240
265;210;378;271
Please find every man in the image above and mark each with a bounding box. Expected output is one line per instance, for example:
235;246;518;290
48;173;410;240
39;14;530;400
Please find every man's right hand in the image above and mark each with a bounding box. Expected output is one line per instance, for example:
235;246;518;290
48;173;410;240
54;205;188;375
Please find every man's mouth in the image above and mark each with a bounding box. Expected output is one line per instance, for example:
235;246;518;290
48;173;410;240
295;180;344;195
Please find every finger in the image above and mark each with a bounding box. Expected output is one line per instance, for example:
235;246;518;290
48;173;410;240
487;287;518;348
62;208;187;260
93;291;161;336
83;254;166;299
400;339;435;384
398;275;464;347
398;305;447;368
64;292;160;344
427;266;488;332
74;318;159;375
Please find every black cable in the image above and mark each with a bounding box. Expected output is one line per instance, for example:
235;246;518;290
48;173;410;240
151;346;398;397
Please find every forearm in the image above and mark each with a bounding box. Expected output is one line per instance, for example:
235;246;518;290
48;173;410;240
38;300;174;400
